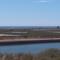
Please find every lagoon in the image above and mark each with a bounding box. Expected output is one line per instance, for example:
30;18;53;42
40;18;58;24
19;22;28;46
0;42;60;54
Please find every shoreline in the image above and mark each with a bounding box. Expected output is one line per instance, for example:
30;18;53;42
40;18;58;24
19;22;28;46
0;38;60;43
0;37;60;42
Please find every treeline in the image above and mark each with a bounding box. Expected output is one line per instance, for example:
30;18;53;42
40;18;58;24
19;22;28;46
0;48;60;60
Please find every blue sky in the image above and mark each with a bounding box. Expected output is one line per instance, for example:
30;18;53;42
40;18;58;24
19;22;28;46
0;0;60;26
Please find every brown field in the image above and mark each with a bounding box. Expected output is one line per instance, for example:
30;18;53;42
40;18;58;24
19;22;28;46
0;28;60;44
0;29;60;40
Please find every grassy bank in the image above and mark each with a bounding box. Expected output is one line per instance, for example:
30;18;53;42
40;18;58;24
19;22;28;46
0;48;60;60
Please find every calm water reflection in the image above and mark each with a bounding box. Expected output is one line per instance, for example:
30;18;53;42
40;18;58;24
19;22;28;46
0;43;60;54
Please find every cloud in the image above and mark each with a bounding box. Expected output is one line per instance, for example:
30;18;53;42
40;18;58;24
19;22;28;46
32;0;48;3
40;0;48;3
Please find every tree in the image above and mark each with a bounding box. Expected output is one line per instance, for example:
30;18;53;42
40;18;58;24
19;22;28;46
57;26;60;29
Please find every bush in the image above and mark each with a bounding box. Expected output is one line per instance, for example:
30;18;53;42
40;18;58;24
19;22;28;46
0;48;60;60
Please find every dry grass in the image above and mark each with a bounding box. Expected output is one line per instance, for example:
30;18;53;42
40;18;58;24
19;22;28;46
0;48;60;60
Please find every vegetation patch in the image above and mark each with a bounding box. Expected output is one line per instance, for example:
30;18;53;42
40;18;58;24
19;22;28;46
0;48;60;60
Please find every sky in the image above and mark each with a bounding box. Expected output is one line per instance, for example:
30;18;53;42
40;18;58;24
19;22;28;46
0;0;60;26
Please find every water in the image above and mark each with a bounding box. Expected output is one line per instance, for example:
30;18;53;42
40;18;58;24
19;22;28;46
0;43;60;54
